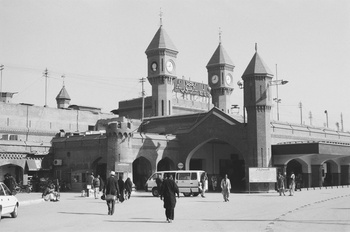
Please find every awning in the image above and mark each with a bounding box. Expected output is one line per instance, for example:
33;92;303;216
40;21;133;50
26;160;42;171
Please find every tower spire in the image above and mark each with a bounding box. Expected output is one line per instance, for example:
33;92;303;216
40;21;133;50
219;27;222;44
159;8;163;27
255;43;257;52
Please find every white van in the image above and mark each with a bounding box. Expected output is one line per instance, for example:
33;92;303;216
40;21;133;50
145;170;205;197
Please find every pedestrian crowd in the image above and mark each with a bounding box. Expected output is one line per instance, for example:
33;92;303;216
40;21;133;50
6;169;301;223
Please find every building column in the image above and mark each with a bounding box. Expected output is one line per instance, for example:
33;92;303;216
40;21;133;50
341;165;350;185
311;165;323;187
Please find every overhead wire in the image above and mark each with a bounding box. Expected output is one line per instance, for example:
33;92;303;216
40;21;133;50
0;63;147;96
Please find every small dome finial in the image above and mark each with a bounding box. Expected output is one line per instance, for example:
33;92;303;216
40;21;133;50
61;74;65;87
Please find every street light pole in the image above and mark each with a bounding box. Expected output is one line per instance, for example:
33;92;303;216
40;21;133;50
237;80;245;123
0;64;4;94
272;64;288;121
275;64;280;121
140;77;146;121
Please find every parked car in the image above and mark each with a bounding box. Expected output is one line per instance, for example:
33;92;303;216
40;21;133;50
145;170;205;197
0;182;19;221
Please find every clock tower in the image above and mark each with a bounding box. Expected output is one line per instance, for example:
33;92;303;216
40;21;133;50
206;42;235;114
145;25;178;116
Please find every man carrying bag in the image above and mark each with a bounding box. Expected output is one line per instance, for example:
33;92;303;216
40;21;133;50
103;171;119;215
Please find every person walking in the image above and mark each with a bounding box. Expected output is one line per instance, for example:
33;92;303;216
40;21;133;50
155;174;163;196
4;174;17;194
124;177;133;200
277;172;286;196
289;172;296;196
159;173;180;223
93;175;100;199
117;176;125;203
98;175;104;193
103;171;119;215
86;172;94;197
220;174;231;202
201;172;208;197
211;175;217;191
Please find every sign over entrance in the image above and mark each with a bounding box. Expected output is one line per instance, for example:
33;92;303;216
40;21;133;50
249;168;277;183
177;162;184;170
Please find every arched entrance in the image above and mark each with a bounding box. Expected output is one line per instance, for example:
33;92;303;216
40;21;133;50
322;160;338;186
157;157;175;171
0;164;23;184
187;139;246;192
132;157;152;190
286;159;302;188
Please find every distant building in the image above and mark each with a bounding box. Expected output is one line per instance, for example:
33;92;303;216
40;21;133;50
51;25;350;192
2;24;350;193
0;86;115;184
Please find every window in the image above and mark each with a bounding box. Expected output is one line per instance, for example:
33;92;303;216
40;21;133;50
168;100;171;115
191;173;198;180
82;173;86;183
161;100;164;116
177;173;190;180
88;125;94;131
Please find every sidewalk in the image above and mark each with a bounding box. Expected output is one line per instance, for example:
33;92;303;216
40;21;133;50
9;187;350;232
16;185;350;206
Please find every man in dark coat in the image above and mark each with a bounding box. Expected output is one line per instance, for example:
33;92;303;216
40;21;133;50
4;174;17;193
159;174;179;223
124;177;133;199
117;176;125;203
103;171;119;215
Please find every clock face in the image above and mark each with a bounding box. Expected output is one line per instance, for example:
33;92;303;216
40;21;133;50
226;74;232;85
166;60;174;73
211;75;219;84
151;62;157;72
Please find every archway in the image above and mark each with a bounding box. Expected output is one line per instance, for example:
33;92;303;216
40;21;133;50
157;157;175;171
132;157;152;190
286;159;303;188
187;139;246;192
0;164;24;183
322;160;338;186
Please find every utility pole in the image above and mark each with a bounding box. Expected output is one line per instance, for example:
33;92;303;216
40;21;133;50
140;78;146;121
43;68;49;107
308;111;313;126
0;64;4;94
341;113;344;132
298;102;303;124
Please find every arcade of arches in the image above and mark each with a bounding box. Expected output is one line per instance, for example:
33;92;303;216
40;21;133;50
132;139;246;192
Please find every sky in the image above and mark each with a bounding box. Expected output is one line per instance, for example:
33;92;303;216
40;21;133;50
1;0;349;131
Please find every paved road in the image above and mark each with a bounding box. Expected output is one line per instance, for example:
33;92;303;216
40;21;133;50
2;187;350;232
